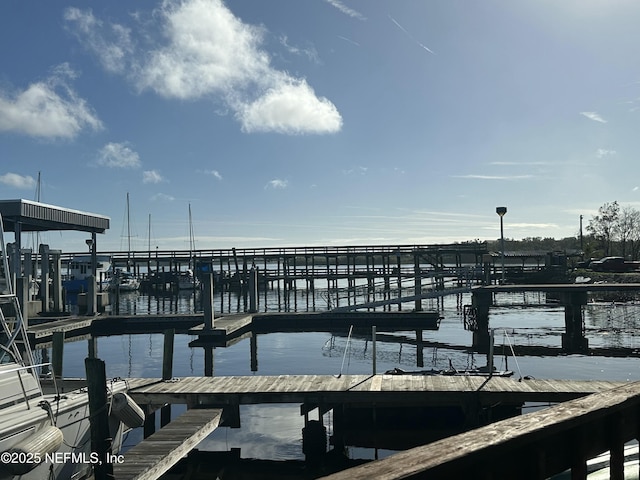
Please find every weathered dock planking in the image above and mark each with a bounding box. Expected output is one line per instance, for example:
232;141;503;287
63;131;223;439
113;407;222;480
188;313;253;337
125;374;627;407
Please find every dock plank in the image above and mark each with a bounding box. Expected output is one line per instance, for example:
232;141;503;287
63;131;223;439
113;407;222;480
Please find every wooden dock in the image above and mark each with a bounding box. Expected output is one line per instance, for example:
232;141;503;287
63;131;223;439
26;310;440;344
188;313;253;338
113;407;222;480
125;374;627;407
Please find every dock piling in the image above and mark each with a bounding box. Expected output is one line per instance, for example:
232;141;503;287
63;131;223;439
203;273;214;331
85;357;114;480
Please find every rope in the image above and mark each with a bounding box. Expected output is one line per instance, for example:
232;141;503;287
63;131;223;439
502;330;523;380
336;325;354;378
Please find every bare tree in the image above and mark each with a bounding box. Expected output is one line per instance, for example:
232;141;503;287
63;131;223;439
587;201;620;256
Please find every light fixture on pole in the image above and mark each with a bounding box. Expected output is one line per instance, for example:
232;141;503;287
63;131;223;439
496;207;507;284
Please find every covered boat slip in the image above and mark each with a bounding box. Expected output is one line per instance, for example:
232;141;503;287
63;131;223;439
0;199;109;282
0;199;109;235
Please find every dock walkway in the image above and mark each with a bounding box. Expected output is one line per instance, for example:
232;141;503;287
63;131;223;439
125;374;627;407
113;407;222;480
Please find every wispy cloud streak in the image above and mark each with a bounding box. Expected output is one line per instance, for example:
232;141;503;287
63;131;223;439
337;35;360;47
580;111;607;123
453;174;533;180
325;0;366;20
388;15;435;55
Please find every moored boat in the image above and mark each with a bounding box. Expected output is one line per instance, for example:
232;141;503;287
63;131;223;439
62;254;111;292
105;268;140;292
0;214;141;479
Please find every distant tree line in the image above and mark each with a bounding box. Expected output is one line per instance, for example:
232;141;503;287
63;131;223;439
585;201;640;260
485;201;640;261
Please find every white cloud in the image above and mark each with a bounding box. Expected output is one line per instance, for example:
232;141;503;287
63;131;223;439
0;173;36;189
596;148;616;158
238;80;342;134
65;0;342;135
0;64;102;139
96;142;141;168
324;0;366;20
580;111;607;123
205;169;222;180
342;166;368;175
279;35;320;64
143;170;164;184
151;193;175;201
265;179;288;189
454;174;533;180
63;8;133;74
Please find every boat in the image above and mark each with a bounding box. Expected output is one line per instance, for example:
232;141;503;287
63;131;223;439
176;269;200;290
0;214;142;479
105;268;140;292
62;254;112;292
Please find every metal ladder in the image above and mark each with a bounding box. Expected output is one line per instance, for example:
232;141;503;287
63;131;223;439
0;213;35;368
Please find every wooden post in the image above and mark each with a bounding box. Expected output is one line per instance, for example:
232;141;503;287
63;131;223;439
561;291;588;353
39;244;50;314
162;329;175;380
87;274;96;316
250;333;258;372
414;252;422;311
52;331;64;384
203;273;214;331
609;413;625;480
161;329;174;427
248;267;258;313
84;358;114;480
471;290;492;352
204;346;214;377
416;329;424;368
16;277;28;329
372;326;376;375
87;337;98;359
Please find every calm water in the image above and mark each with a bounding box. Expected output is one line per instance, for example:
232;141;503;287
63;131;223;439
39;287;640;462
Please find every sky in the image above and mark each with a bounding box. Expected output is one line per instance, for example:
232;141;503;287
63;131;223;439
2;0;640;253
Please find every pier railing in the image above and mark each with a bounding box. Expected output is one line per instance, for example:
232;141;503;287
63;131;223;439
61;242;489;271
321;381;640;480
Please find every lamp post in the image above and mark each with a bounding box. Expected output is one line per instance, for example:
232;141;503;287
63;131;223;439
496;207;507;284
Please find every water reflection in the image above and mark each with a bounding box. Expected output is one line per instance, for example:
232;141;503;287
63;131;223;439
44;289;640;465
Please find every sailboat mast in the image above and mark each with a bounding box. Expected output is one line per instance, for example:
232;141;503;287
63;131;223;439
127;192;131;271
188;203;195;269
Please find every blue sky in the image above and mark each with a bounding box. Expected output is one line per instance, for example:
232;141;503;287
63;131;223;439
2;0;640;252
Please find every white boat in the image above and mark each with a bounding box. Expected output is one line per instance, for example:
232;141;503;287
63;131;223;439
0;214;142;479
176;269;201;290
106;268;140;292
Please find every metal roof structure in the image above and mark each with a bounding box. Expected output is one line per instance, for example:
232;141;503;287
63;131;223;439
0;199;109;234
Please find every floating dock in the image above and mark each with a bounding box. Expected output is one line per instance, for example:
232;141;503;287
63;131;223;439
125;374;626;407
